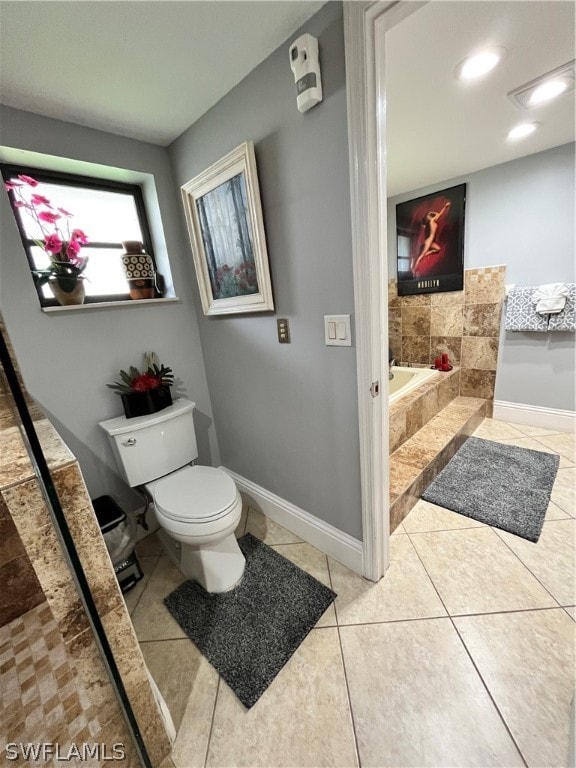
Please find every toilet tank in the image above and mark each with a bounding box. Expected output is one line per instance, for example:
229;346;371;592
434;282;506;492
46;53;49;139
99;399;197;487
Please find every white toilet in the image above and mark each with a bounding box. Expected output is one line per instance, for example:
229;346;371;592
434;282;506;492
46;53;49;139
99;398;245;593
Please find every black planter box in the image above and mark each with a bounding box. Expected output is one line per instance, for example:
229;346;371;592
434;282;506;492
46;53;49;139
121;387;172;419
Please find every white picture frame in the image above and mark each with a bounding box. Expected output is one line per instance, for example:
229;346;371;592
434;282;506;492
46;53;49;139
181;141;274;315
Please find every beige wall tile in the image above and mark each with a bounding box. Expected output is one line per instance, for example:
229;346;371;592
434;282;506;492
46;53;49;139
431;306;464;336
463;303;503;337
430;289;465;306
459;369;497;400
340;618;523;767
455;609;574;768
464;266;506;305
401;306;431;336
430;336;462;365
461;336;499;370
401;336;431;365
399;293;432;306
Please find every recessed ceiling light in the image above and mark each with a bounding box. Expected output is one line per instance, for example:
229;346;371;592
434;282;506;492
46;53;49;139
509;60;575;110
456;48;506;81
507;123;538;141
528;79;569;105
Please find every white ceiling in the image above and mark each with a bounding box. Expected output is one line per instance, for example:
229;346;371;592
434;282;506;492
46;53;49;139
385;1;575;196
0;1;325;146
0;1;573;195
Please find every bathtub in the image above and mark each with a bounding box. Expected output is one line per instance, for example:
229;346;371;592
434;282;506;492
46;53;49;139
388;366;438;404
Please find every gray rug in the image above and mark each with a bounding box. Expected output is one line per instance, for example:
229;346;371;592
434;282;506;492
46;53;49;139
164;533;336;708
422;437;560;542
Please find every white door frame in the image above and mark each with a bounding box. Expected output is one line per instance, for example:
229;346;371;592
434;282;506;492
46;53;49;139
344;1;425;581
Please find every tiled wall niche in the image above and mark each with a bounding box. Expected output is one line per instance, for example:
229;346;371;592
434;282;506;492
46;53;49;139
388;265;506;401
0;317;171;766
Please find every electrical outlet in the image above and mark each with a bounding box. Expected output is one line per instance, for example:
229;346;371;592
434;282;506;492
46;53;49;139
277;318;290;343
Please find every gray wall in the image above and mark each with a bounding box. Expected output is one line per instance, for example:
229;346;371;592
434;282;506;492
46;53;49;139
388;143;576;412
169;2;362;538
0;105;218;512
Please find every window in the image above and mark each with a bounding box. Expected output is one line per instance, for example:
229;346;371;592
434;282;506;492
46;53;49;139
1;164;160;308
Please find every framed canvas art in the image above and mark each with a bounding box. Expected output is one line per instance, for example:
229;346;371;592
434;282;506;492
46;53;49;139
396;183;466;296
181;141;274;315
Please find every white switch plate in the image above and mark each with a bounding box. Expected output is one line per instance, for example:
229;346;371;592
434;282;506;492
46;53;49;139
324;314;351;346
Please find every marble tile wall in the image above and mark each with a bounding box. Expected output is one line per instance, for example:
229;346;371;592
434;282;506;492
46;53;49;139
0;315;171;766
388;265;506;401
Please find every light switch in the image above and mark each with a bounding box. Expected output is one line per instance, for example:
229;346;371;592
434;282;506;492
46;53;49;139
324;315;352;346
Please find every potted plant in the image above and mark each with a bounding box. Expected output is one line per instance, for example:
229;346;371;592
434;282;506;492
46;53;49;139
4;175;90;305
108;358;174;418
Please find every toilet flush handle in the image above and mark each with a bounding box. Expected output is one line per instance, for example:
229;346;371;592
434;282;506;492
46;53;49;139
124;437;137;446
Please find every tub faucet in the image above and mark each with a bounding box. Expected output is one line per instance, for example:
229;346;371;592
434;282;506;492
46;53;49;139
389;358;396;380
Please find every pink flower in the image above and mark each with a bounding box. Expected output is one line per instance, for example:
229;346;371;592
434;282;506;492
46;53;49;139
31;194;51;207
38;210;61;224
71;228;89;245
4;181;23;191
44;234;63;254
58;207;73;217
18;175;39;187
13;201;30;208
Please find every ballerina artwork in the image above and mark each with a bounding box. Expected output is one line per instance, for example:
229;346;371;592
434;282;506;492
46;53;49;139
396;184;466;296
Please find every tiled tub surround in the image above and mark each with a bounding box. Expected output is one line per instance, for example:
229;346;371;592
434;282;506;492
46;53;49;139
388;264;506;402
0;324;172;765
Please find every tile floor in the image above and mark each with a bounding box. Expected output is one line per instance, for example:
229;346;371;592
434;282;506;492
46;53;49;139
126;419;575;768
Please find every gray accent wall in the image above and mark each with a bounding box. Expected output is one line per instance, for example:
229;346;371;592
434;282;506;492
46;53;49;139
0;105;219;512
169;2;362;538
388;143;576;412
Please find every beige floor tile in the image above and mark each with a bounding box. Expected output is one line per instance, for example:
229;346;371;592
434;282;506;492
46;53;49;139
455;608;575;768
534;432;576;463
473;419;527;441
272;543;336;627
545;500;571;521
410;527;557;615
140;638;206;733
130;555;187;641
495;519;575;606
158;756;176;768
329;534;446;625
206;628;358;768
564;606;575;620
123;555;160;615
136;530;164;557
340;618;523;767
512;424;565;437
245;508;302;545
551;467;575;517
497;436;573;468
403;498;485;533
172;653;219;768
391;521;405;534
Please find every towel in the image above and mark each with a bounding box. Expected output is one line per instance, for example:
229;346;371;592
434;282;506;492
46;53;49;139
532;283;569;315
505;286;548;332
548;283;576;332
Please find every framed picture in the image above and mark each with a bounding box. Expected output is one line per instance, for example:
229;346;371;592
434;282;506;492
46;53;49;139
181;141;274;315
396;183;466;296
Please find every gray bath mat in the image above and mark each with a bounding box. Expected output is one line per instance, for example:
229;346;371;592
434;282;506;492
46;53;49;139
164;533;336;708
422;437;560;542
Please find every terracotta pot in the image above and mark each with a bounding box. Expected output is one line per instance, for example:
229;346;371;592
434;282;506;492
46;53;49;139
49;276;85;306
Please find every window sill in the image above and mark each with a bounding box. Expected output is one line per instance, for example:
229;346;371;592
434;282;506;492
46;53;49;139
41;297;181;313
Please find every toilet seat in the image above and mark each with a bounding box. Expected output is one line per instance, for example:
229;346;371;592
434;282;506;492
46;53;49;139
147;465;238;524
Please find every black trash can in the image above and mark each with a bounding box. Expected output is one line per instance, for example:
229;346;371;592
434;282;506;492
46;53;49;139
92;495;143;593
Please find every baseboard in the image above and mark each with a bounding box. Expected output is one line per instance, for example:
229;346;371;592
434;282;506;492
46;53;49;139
493;400;575;433
221;467;364;575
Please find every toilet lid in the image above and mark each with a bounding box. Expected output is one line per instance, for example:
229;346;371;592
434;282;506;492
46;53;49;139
150;466;238;523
